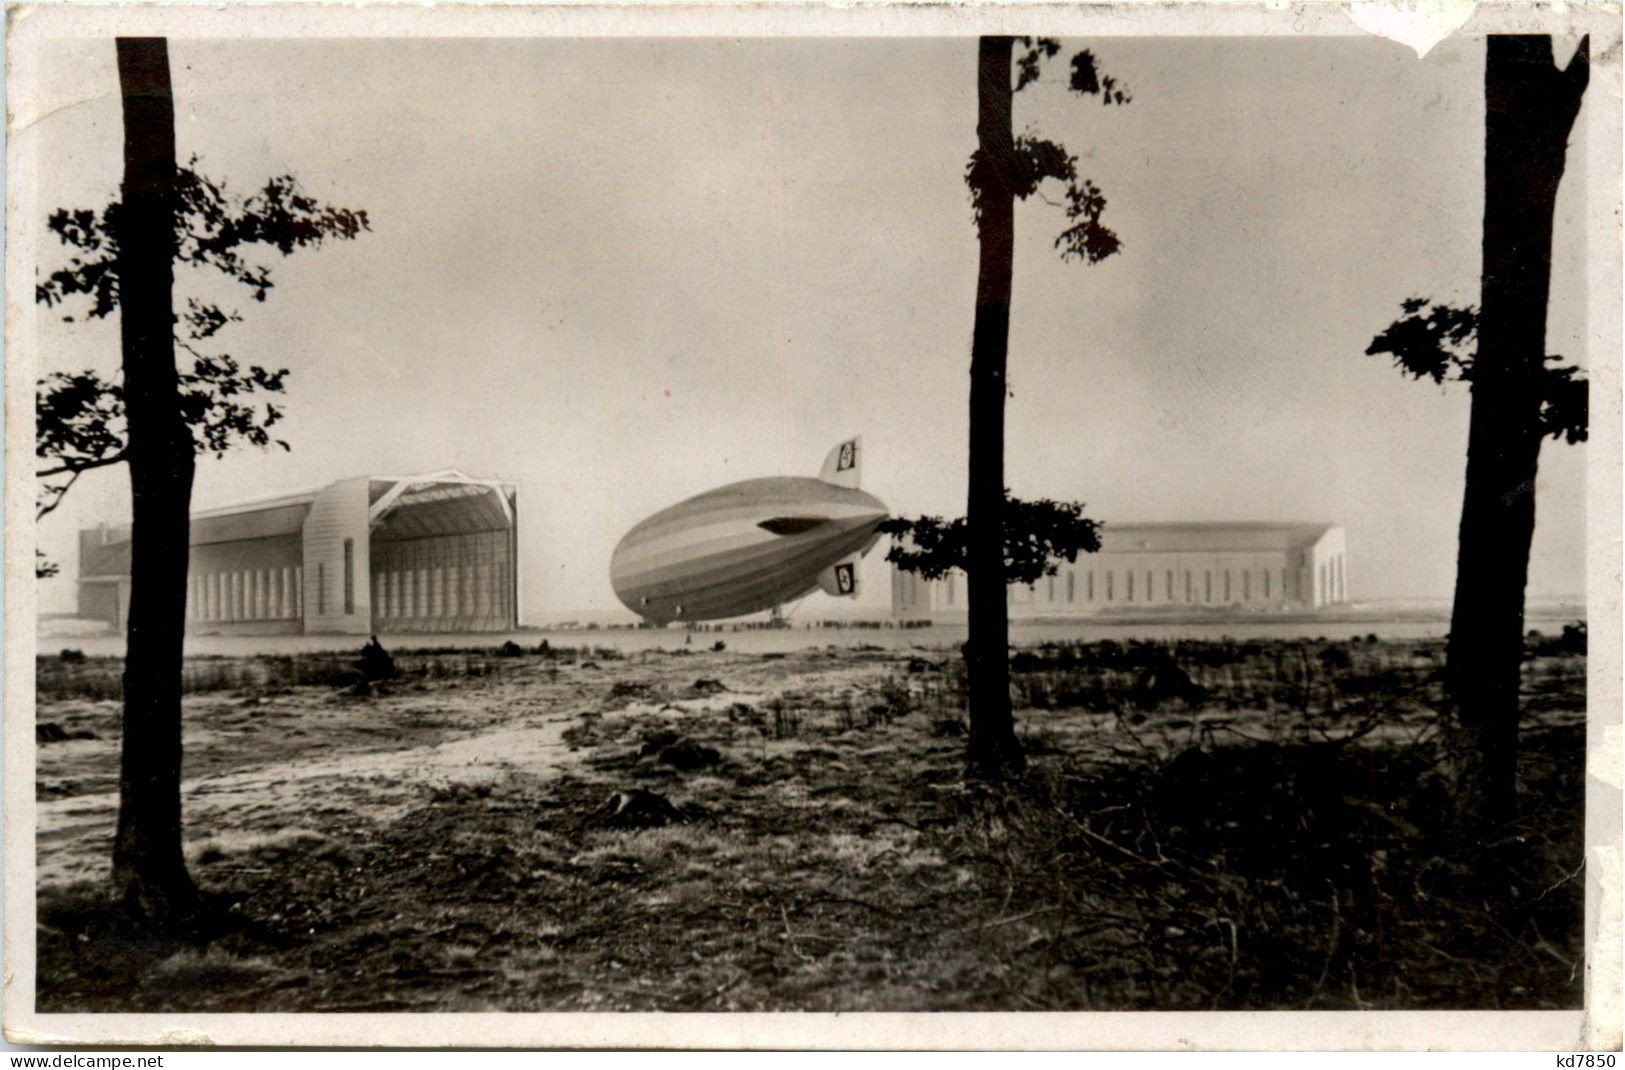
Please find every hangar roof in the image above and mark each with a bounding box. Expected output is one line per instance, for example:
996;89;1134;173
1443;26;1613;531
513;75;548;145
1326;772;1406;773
192;501;312;545
1098;523;1338;555
84;470;516;550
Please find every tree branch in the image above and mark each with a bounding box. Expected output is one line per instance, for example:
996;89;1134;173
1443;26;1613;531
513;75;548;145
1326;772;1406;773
1560;35;1590;106
37;470;83;520
37;451;128;480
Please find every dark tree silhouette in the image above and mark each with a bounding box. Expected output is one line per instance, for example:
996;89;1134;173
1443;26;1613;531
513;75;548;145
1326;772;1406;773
962;36;1128;778
1366;35;1588;825
103;35;195;922
36;37;369;921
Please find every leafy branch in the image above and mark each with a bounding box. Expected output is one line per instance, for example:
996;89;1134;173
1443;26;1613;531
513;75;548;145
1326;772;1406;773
35;167;369;489
37;164;370;317
880;492;1103;586
1366;297;1587;444
34;159;370;574
968;40;1130;265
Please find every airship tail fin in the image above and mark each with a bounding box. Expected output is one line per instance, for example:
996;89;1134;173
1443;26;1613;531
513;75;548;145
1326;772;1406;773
817;555;861;598
819;436;862;488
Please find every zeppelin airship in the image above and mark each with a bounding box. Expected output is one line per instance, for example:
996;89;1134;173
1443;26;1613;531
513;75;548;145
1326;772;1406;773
610;437;889;624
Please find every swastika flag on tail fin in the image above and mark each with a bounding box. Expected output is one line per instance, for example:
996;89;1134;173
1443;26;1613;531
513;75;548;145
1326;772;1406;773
818;436;862;488
817;555;860;598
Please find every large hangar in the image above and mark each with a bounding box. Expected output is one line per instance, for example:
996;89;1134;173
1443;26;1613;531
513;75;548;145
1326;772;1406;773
76;469;519;636
892;522;1349;619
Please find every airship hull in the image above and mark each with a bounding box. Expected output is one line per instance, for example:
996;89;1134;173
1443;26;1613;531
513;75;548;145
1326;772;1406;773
610;476;887;623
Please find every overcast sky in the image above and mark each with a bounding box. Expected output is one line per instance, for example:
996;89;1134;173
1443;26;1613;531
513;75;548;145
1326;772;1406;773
28;34;1590;619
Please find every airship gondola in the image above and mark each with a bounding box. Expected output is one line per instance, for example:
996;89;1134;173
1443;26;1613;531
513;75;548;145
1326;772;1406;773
610;438;888;624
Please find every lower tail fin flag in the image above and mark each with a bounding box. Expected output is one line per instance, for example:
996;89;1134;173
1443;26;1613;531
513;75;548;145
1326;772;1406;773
817;555;860;598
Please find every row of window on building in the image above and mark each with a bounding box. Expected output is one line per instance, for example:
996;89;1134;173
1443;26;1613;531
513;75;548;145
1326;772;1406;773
185;549;514;627
190;539;358;624
927;561;1341;608
1319;557;1347;606
370;561;511;622
961;566;1285;607
187;566;305;623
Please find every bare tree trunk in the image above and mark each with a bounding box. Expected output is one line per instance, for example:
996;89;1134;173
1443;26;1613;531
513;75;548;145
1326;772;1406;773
111;37;198;922
1447;35;1587;825
965;36;1024;778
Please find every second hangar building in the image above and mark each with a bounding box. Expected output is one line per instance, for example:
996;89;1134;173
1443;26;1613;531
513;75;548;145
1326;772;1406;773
892;521;1349;619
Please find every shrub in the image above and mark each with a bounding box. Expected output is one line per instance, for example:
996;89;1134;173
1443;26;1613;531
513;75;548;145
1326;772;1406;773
354;636;397;682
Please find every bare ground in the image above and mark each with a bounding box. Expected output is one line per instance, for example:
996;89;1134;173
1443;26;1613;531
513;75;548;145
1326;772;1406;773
33;636;1586;1011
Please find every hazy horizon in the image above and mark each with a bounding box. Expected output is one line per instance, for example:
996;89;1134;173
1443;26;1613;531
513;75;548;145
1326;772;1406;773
27;35;1591;623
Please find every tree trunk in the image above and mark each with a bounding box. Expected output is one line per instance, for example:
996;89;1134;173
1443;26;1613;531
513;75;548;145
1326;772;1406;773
111;37;198;922
965;36;1024;778
1446;35;1587;826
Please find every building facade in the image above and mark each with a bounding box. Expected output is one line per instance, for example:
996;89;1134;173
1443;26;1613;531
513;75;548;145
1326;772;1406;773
892;522;1348;619
77;469;520;636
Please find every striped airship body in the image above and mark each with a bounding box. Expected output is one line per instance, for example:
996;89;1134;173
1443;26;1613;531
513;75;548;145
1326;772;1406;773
610;439;888;624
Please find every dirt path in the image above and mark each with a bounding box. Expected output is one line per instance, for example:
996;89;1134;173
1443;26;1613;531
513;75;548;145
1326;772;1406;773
33;647;888;891
35;710;579;889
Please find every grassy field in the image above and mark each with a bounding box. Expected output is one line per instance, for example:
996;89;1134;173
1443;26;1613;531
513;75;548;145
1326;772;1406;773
33;633;1586;1011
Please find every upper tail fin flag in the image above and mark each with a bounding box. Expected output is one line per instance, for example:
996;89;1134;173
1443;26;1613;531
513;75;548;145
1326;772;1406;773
819;436;862;489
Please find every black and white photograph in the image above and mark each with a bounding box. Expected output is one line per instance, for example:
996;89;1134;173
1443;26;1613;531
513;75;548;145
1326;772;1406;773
4;2;1620;1050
